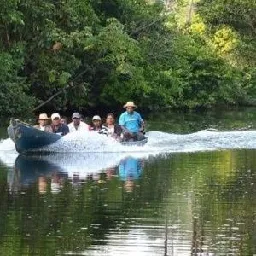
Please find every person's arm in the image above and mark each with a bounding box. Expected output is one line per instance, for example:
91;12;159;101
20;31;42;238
138;113;145;132
98;125;108;135
114;124;122;137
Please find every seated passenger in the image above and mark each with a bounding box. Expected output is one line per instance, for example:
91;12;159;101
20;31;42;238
51;113;69;136
89;115;108;135
68;112;89;132
60;117;67;125
34;113;53;132
119;101;145;142
102;113;122;140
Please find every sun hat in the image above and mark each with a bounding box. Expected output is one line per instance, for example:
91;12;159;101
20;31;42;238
51;113;61;120
72;112;80;119
123;101;137;108
92;115;101;121
38;113;50;120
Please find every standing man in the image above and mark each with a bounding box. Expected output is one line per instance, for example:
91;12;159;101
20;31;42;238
68;112;89;132
51;113;69;136
119;101;145;141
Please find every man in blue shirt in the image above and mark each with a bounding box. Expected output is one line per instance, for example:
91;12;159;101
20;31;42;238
119;101;145;141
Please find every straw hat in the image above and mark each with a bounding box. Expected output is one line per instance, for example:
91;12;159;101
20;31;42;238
38;113;50;120
123;101;137;108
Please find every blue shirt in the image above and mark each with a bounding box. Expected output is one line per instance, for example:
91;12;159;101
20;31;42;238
119;111;143;133
118;158;142;181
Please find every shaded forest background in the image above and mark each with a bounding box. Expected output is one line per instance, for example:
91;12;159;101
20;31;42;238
0;0;255;116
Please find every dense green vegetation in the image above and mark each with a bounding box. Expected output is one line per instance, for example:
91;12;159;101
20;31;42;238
0;0;255;116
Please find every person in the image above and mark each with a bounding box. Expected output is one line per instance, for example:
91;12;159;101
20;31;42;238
118;157;143;192
38;176;47;194
60;116;67;125
89;115;108;135
34;113;53;132
102;113;122;140
50;113;69;136
119;101;145;141
68;112;89;132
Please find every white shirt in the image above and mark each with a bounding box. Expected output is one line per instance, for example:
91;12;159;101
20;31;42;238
68;121;89;132
107;126;114;136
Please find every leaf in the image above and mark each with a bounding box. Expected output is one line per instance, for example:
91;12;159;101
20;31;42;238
59;71;72;86
48;70;56;83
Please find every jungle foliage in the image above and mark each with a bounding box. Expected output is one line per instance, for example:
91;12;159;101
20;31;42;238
0;0;255;116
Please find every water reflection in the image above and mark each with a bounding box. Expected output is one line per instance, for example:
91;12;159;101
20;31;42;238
8;155;66;194
0;150;255;256
119;157;143;192
9;154;145;195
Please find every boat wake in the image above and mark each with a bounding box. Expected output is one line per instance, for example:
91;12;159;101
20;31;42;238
0;130;255;173
0;129;256;154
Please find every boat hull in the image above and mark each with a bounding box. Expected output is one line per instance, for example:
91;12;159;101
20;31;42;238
8;119;61;154
120;137;148;146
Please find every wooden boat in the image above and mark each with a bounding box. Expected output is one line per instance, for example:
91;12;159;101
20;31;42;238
120;137;148;146
8;119;61;154
8;119;148;154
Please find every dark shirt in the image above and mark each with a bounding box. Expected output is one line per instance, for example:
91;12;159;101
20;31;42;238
51;124;69;136
114;124;122;136
90;125;108;135
102;124;122;137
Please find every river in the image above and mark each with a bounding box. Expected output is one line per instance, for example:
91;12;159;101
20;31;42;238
0;108;255;256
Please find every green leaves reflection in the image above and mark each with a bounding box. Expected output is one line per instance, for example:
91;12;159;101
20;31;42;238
0;149;255;255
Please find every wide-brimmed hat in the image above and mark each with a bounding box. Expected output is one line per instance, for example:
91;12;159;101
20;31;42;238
92;115;101;121
51;113;61;120
123;101;137;108
38;113;50;120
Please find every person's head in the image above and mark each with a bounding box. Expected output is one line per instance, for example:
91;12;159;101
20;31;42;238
124;101;137;114
106;113;115;125
38;176;47;194
92;115;102;127
72;112;81;126
38;113;50;126
60;117;67;125
124;179;135;192
51;113;61;126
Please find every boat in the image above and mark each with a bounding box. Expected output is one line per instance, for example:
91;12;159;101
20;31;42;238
8;119;61;154
120;137;148;146
8;119;148;154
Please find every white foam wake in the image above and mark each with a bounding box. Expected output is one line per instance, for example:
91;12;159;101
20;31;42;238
0;129;255;177
0;130;256;155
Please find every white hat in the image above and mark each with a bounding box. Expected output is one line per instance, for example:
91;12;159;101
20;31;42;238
72;112;80;119
123;101;137;108
92;115;101;121
51;113;61;120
